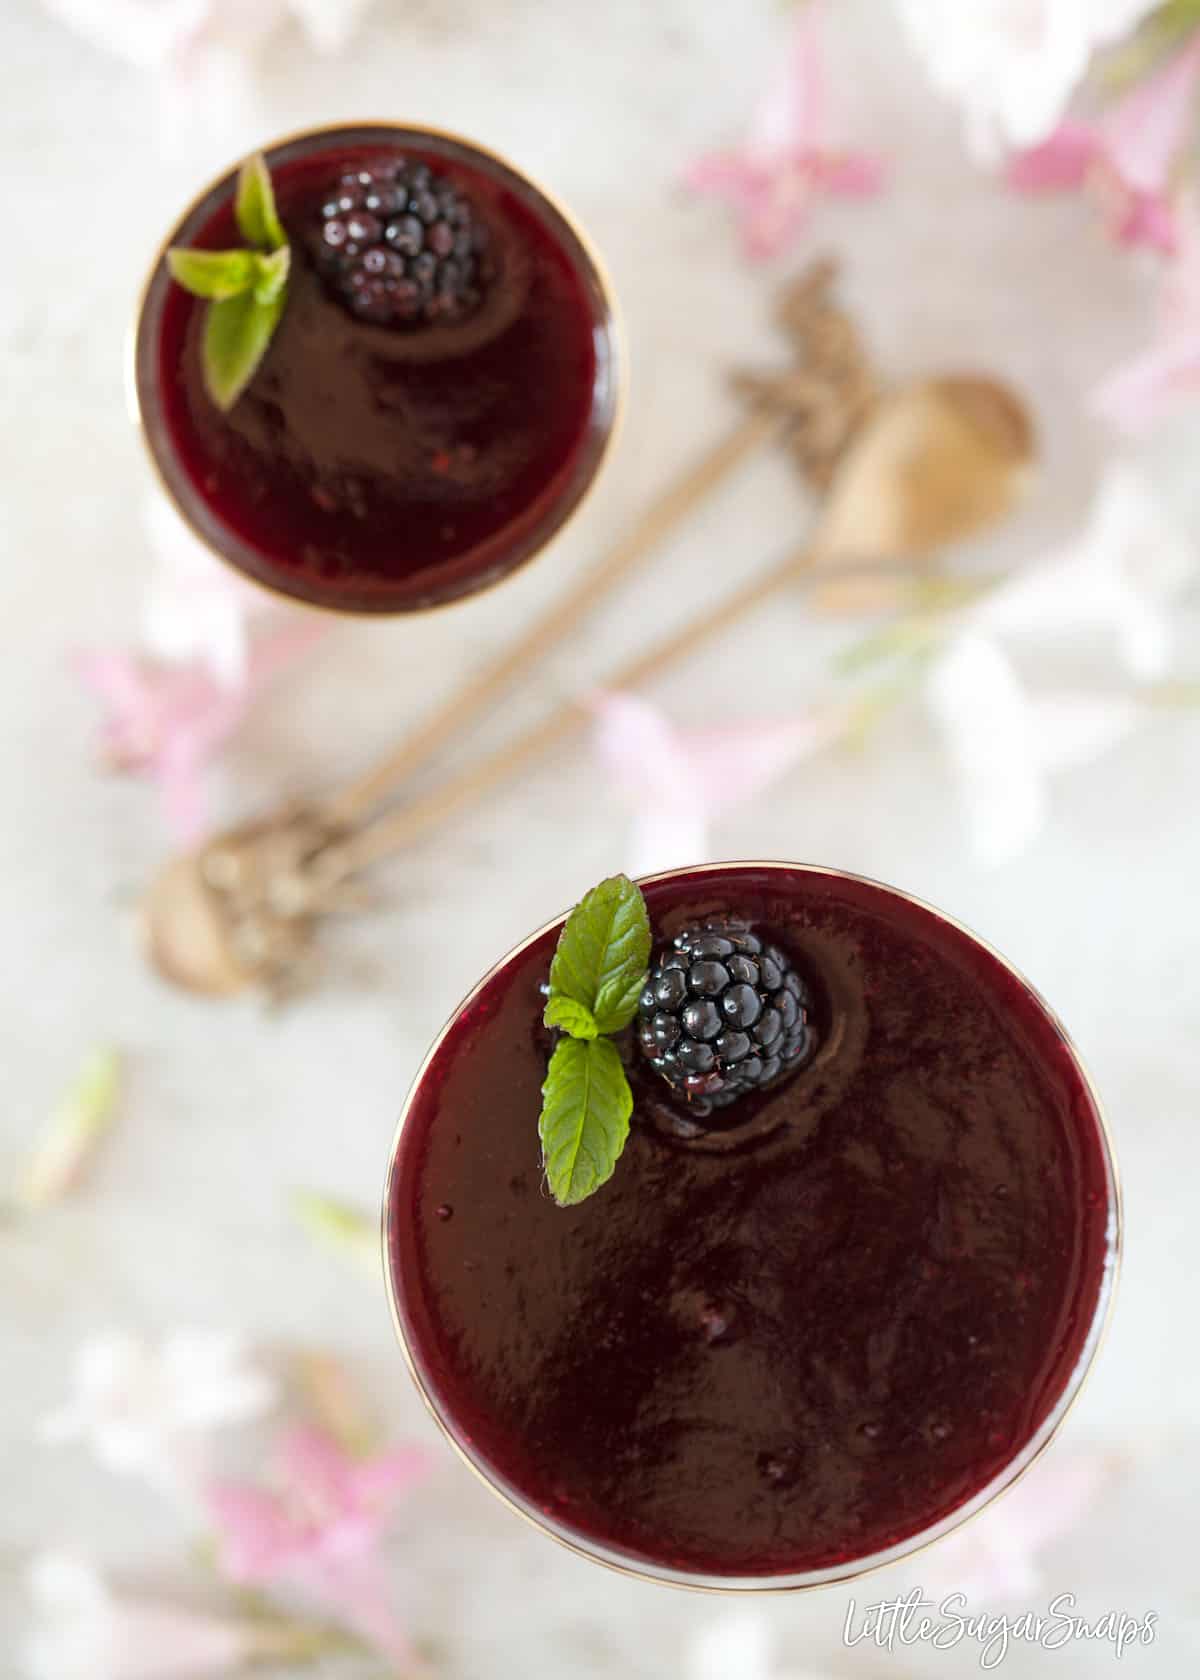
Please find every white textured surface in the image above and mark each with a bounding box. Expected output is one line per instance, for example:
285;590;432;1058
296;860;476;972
3;0;1199;1674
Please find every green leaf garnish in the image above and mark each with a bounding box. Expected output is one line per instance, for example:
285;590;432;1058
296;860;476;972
251;244;291;304
543;995;599;1039
166;248;261;300
537;873;653;1206
235;151;287;251
548;874;652;1035
203;283;288;413
166;152;290;413
539;1036;633;1208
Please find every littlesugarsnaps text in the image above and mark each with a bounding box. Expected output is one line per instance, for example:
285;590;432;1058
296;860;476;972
843;1588;1157;1669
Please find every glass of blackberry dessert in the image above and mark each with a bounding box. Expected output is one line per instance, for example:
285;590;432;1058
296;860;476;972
383;864;1119;1590
131;125;621;615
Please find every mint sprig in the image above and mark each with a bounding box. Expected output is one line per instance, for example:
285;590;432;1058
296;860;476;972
542;995;599;1040
167;152;290;414
548;872;652;1036
538;875;651;1207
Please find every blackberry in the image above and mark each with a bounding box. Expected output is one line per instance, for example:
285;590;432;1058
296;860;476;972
637;921;815;1114
312;159;488;327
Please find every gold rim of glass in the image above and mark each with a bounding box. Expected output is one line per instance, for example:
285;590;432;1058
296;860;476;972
127;120;626;620
381;860;1122;1593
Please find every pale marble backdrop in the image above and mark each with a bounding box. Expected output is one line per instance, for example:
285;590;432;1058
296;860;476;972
2;1;1198;1675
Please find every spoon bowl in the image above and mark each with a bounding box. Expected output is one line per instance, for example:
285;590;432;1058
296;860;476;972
140;371;1037;999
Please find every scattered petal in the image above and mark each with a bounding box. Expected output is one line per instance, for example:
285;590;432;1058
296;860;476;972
39;1332;275;1492
23;1548;354;1680
925;634;1140;865
291;1191;379;1281
293;1351;375;1456
896;0;1160;159
1097;28;1200;199
206;1425;431;1665
1095;189;1200;429
73;619;327;843
1006;121;1099;191
688;1611;773;1680
974;464;1195;678
590;692;844;876
17;1048;121;1209
38;0;371;75
684;4;885;261
141;494;264;688
1007;33;1200;253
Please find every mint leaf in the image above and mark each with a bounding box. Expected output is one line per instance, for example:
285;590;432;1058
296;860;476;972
548;874;651;1035
236;152;286;250
202;285;286;412
167;247;260;301
252;244;290;306
543;996;599;1039
539;1036;632;1207
168;155;291;413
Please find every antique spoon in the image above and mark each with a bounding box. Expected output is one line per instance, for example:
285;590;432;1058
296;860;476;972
141;371;1034;998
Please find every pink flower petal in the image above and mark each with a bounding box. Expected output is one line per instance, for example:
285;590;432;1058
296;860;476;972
589;692;700;809
684;5;882;261
1007;121;1099;191
276;1425;361;1510
282;1552;416;1668
156;750;213;845
349;1445;433;1506
1162;190;1200;320
591;692;842;871
1113;187;1177;252
206;1423;428;1667
73;615;326;840
1098;29;1200;197
681;151;761;202
742;170;818;262
682;715;842;812
241;617;329;690
206;1482;299;1580
819;152;887;195
72;648;146;709
747;0;825;158
1093;330;1200;430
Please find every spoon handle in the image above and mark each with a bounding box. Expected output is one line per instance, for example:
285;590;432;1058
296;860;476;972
335;538;851;876
323;409;783;828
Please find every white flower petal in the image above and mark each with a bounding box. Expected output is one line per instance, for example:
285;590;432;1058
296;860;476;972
142;495;256;687
895;0;1159;157
163;1332;276;1430
689;1611;773;1680
28;1550;110;1614
627;808;712;878
38;0;212;70
39;1332;274;1486
927;633;1144;865
108;1603;253;1679
975;464;1195;677
925;636;1046;865
1027;691;1139;773
288;0;373;53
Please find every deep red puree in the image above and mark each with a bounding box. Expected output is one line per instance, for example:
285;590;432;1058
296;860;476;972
386;865;1113;1578
149;135;612;613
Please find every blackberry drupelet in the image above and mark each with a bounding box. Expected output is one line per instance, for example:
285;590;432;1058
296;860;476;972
313;159;489;327
637;921;814;1113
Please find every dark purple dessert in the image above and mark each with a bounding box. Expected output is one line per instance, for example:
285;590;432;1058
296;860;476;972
133;126;619;614
384;865;1117;1584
